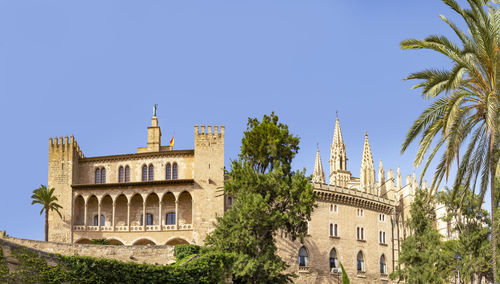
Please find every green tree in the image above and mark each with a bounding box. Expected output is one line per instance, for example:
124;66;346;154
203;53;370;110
438;187;492;282
400;0;499;279
391;189;453;283
205;112;315;283
31;185;62;242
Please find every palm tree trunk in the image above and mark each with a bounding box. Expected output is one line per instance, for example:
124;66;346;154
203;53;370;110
45;207;49;242
489;136;496;284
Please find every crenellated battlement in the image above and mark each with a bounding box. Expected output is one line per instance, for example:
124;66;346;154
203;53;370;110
194;124;224;137
49;135;84;159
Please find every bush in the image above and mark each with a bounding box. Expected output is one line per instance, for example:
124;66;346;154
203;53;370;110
0;245;233;284
175;244;201;261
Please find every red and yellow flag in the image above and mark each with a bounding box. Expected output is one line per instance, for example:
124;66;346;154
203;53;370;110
169;136;175;147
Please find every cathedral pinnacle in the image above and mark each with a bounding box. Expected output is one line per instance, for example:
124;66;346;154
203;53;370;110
360;132;375;193
329;117;350;186
312;146;325;184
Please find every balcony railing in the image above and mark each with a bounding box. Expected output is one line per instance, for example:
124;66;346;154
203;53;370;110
73;224;193;232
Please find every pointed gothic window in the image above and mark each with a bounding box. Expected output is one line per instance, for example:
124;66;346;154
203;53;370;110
124;166;130;182
380;254;387;274
357;251;365;272
329;248;338;269
172;163;178;179
100;168;106;183
95;169;100;184
142;165;147;181
298;246;308;267
118;166;124;183
148;165;154;181
166;163;171;180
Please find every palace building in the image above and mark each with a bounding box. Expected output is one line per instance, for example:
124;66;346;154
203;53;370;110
47;112;418;283
48;113;225;246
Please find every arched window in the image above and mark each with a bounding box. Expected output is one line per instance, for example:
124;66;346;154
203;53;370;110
124;166;130;182
166;212;176;225
100;168;106;183
361;228;364;240
357;251;365;272
172;163;178;179
329;224;333;236
166;163;171;180
380;254;387;274
334;224;338;237
142;165;148;181
148;165;154;181
95;169;100;184
145;213;153;226
118;166;124;183
329;248;338;269
298;246;308;267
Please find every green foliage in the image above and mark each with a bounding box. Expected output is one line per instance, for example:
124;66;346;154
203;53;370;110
31;185;62;218
175;244;201;261
205;112;316;283
240;111;300;176
0;247;10;283
339;262;349;284
31;184;63;242
438;186;493;282
390;189;453;283
0;245;233;284
90;239;111;245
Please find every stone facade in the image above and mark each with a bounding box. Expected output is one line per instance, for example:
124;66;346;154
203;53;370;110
46;112;421;283
48;113;225;246
279;118;419;284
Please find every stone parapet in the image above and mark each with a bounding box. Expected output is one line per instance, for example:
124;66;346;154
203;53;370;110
0;235;175;265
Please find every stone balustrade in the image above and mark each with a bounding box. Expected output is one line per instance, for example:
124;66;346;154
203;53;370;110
73;224;193;232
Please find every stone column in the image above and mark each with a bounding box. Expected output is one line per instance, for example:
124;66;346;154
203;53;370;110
175;200;179;230
84;199;88;229
112;200;116;231
143;201;146;231
127;201;131;232
159;200;163;230
97;202;102;231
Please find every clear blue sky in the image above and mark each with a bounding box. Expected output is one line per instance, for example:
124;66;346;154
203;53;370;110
0;0;486;241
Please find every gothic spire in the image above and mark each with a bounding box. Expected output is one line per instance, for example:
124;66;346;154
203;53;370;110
329;117;351;186
312;146;325;184
360;132;375;193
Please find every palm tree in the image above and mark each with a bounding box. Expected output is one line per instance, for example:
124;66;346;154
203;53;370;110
31;185;62;242
400;0;499;280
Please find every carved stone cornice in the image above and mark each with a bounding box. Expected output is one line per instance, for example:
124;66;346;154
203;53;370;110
78;150;194;163
312;183;394;214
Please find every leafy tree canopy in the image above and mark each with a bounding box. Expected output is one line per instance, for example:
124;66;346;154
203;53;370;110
205;112;315;283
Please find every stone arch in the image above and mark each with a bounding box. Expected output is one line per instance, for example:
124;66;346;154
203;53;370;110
101;195;113;227
87;195;99;226
162;192;176;225
165;238;189;246
75;238;91;244
178;191;192;225
329;247;339;269
298;246;309;267
132;237;157;246
130;193;143;226
114;194;128;227
106;238;125;245
356;250;365;272
145;192;159;225
73;195;85;226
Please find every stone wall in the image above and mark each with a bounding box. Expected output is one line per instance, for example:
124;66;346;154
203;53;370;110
0;235;175;265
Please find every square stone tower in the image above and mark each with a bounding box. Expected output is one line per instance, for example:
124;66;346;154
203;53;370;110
47;136;84;242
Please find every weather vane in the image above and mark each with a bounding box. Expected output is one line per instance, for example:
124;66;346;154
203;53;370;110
153;104;159;117
336;110;339;118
